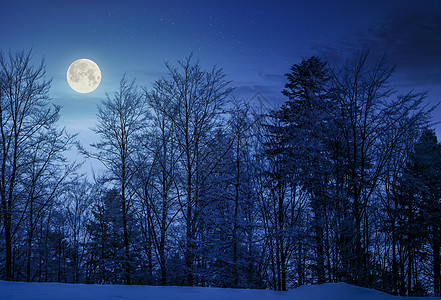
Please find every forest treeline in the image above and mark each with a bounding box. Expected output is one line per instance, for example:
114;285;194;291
0;49;440;296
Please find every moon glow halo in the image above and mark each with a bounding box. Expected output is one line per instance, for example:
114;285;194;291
67;59;101;93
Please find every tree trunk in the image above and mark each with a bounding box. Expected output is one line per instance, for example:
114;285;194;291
0;150;12;280
408;248;412;295
2;207;12;280
185;168;194;286
392;229;398;294
354;196;363;285
159;189;167;286
433;240;440;296
232;199;239;288
314;199;325;284
26;200;34;282
232;137;240;288
146;224;153;284
122;197;131;285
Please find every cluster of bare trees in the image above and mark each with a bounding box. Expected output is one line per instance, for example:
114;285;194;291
0;51;77;282
0;49;440;296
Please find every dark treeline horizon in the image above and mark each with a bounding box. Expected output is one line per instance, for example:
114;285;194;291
0;49;440;297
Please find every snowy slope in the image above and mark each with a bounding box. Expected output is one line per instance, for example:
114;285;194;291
1;281;440;300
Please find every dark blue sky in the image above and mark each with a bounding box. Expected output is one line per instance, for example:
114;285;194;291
2;0;441;154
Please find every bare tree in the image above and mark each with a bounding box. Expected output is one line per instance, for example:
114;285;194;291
133;87;181;285
330;50;432;285
23;127;77;282
261;110;308;290
213;98;263;288
150;56;232;285
0;50;75;280
63;177;93;283
81;75;147;285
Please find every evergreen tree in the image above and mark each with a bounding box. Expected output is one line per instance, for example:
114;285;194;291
394;129;441;295
87;188;125;284
280;56;332;284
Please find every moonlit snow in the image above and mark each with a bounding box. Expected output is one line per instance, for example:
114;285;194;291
1;281;440;300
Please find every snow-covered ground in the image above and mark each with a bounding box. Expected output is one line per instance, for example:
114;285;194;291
1;280;440;300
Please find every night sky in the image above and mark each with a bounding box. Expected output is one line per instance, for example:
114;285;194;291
2;0;441;170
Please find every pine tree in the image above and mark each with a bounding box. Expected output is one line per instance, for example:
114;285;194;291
394;129;441;295
280;56;332;284
87;188;126;284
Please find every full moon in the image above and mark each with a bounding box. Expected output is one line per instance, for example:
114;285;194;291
67;59;101;93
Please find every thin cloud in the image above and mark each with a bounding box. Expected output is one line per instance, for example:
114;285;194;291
311;10;441;86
